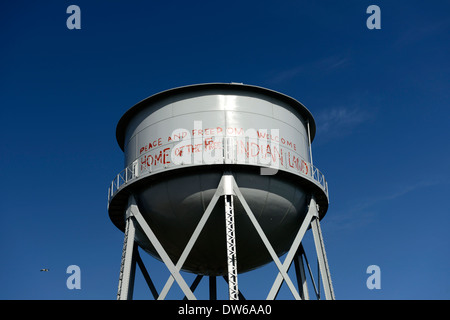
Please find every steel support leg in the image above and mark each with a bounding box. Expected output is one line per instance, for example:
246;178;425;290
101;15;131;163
135;248;159;299
117;215;137;300
209;276;217;300
126;195;197;300
310;197;335;300
294;246;310;300
302;245;320;299
266;196;335;300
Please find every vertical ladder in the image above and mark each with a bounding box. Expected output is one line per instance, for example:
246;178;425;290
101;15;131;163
224;194;239;300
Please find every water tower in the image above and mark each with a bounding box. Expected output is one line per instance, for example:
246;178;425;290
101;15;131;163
107;83;334;300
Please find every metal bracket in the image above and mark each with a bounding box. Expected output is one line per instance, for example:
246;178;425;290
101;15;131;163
217;174;235;196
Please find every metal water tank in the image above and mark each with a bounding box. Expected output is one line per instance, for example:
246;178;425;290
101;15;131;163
108;83;329;275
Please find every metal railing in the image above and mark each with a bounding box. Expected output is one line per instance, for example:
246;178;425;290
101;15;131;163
108;138;329;204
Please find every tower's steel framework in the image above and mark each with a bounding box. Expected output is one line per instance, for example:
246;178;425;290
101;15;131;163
108;83;335;300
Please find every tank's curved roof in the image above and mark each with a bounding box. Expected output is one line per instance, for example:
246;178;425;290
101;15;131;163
115;83;316;151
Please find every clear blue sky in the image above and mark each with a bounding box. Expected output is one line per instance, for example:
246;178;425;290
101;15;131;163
1;0;449;300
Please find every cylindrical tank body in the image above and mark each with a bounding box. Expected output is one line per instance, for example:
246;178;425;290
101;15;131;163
108;83;329;275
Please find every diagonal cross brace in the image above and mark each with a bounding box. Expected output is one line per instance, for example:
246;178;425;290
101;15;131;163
267;196;335;300
158;174;300;300
158;174;232;299
122;174;329;301
157;191;222;299
266;197;316;299
231;178;302;300
127;196;197;300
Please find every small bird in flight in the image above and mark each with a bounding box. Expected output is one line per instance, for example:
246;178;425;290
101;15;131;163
40;268;49;272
